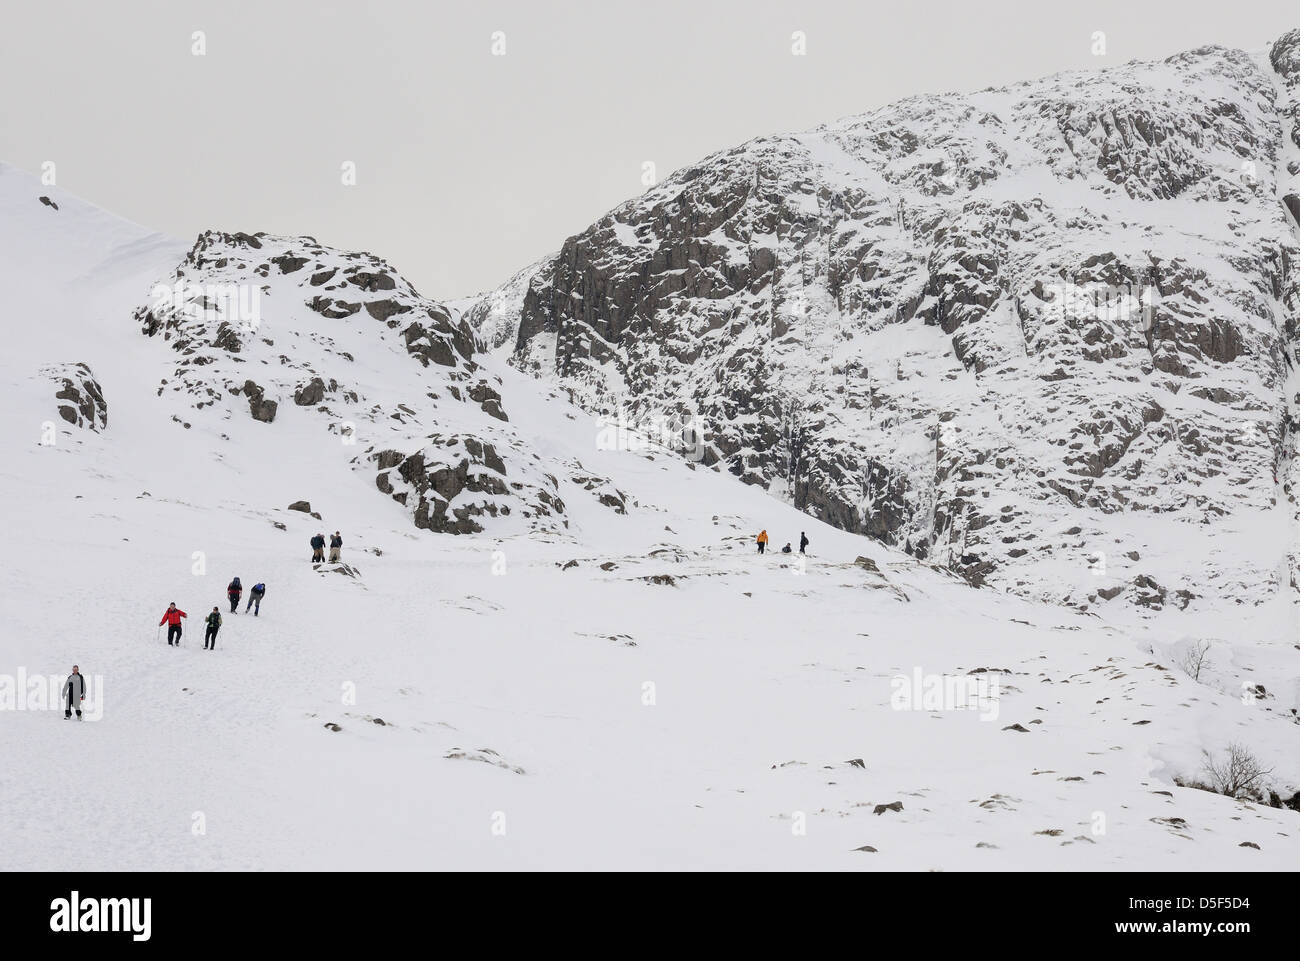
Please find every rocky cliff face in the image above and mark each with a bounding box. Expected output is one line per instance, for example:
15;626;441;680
471;31;1300;611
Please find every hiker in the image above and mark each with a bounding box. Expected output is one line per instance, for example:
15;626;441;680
62;665;86;720
160;603;187;646
756;530;769;554
310;533;326;563
227;577;243;613
781;542;792;554
246;582;266;616
204;607;222;650
799;531;809;554
329;531;343;564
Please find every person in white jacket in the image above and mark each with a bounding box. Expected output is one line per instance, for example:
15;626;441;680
62;666;86;720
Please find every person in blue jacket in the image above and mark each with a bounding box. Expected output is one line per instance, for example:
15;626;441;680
246;582;266;616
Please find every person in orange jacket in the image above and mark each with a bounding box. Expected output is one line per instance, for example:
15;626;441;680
756;529;769;554
160;602;187;646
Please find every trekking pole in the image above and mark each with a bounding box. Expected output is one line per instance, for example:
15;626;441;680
156;624;161;644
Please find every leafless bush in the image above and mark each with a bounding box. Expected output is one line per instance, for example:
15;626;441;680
1178;639;1212;681
1201;743;1273;802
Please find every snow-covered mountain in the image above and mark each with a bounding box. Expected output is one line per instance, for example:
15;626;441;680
4;30;1300;872
470;29;1300;618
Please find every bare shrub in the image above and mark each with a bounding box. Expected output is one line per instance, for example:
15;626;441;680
1201;743;1273;802
1178;639;1212;681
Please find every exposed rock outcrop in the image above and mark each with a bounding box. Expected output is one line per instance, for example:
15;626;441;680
371;434;565;534
44;362;107;430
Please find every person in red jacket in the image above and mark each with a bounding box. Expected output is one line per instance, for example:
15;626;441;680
160;602;187;646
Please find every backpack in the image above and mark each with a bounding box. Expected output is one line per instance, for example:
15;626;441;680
253;583;265;593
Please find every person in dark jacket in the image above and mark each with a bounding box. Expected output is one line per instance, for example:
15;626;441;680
310;533;326;563
781;542;792;553
246;582;266;616
160;603;187;646
204;607;222;650
227;577;243;613
799;532;809;554
62;666;86;719
329;532;343;564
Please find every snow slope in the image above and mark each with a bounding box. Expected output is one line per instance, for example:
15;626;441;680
1;162;1297;871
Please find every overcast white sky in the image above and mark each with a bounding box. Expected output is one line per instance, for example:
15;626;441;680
1;0;1296;299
